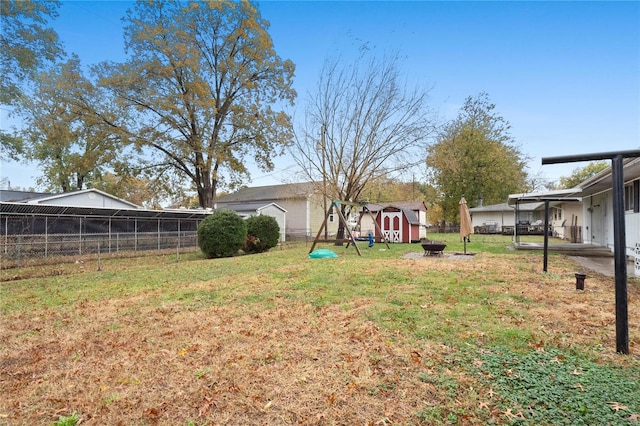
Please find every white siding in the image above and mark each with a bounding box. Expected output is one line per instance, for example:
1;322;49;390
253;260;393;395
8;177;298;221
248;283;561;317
34;192;135;209
257;205;287;243
584;192;640;257
625;211;640;258
471;210;515;230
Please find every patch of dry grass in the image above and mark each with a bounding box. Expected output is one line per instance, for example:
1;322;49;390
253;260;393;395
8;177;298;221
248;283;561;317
1;297;481;424
1;243;638;425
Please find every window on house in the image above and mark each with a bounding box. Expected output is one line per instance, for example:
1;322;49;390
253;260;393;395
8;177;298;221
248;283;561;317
551;207;562;221
624;183;634;211
329;214;335;223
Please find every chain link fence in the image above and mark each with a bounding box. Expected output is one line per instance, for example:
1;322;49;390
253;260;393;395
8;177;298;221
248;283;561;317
1;207;208;269
1;231;200;268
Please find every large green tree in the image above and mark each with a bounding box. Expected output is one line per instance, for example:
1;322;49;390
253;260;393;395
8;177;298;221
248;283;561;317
1;0;62;159
358;175;435;204
98;0;295;208
17;57;125;192
555;161;608;189
426;93;529;223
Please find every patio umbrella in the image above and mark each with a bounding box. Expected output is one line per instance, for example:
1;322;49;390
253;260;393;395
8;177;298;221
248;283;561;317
459;196;474;254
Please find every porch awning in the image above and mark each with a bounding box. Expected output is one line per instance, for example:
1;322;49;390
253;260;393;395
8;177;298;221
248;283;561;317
507;188;582;206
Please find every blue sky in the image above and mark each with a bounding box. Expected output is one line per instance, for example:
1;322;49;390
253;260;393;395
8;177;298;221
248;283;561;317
2;0;639;191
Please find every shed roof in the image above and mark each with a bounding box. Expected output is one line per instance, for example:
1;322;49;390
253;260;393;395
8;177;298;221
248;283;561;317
364;201;427;212
371;205;421;225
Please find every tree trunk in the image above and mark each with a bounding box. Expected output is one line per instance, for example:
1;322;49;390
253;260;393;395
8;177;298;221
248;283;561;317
334;204;348;246
197;175;217;209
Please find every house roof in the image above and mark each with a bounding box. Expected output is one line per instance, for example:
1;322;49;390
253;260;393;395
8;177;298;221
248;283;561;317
216;182;316;204
573;156;640;197
473;202;545;212
24;188;141;208
507;188;583;206
508;156;640;205
220;202;287;214
0;190;53;202
469;202;512;212
1;202;212;219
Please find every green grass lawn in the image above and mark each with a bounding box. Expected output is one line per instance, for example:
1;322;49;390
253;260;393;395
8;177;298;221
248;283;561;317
1;234;638;425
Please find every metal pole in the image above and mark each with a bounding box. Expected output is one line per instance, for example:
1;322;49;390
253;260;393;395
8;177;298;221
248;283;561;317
611;155;629;354
543;200;549;272
541;149;640;165
514;201;520;244
322;124;328;240
542;150;636;355
178;219;181;251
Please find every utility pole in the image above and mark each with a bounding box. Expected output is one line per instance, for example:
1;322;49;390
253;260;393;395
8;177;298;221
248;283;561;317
321;124;327;240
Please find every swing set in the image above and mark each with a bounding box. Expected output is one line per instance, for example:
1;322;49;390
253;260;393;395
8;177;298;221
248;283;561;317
309;200;390;256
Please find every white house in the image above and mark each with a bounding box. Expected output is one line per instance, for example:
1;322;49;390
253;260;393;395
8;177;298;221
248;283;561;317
24;188;140;209
214;201;287;242
576;157;640;258
469;202;518;233
469;202;547;234
215;182;337;239
1;188;140;209
509;157;640;258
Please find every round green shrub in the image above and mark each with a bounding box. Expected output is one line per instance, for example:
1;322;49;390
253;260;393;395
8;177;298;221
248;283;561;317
197;209;247;258
243;214;280;253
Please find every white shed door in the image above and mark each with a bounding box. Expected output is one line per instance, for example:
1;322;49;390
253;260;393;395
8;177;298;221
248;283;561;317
382;212;402;243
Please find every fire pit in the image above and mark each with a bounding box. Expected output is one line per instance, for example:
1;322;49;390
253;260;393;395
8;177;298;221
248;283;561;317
421;239;446;256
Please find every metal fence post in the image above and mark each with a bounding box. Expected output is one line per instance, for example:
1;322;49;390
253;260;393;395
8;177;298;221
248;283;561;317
17;234;21;268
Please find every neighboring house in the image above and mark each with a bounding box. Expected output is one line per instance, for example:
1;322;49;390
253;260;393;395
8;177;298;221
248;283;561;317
214;201;287;242
469;202;517;233
508;156;640;258
14;188;141;209
360;201;428;243
470;202;544;234
470;200;583;240
575;157;640;258
1;189;211;258
215;182;336;239
0;190;53;203
550;200;583;242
